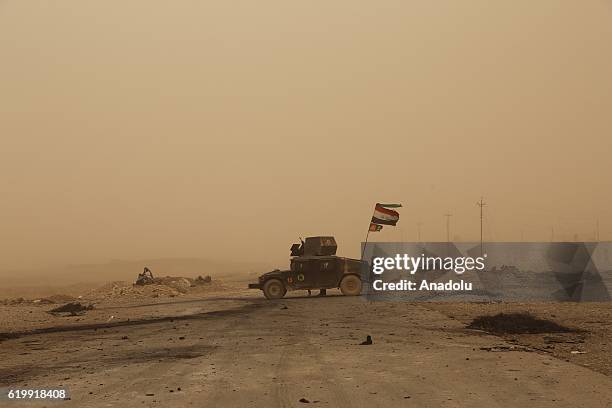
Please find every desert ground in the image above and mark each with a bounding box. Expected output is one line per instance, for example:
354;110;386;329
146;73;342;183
1;277;612;408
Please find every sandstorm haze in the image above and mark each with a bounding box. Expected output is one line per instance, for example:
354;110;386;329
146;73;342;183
1;1;611;275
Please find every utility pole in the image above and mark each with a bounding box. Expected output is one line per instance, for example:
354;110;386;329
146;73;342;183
551;226;555;242
444;213;452;243
476;197;486;255
444;213;452;257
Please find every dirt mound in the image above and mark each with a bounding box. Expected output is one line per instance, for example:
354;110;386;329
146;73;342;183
156;277;192;293
86;281;176;299
133;266;212;288
48;302;94;316
40;294;77;304
82;275;221;301
1;294;77;305
136;275;212;290
134;284;183;298
92;281;131;292
1;297;27;305
467;312;575;334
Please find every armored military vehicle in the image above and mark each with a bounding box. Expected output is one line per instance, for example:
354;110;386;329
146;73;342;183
249;236;367;299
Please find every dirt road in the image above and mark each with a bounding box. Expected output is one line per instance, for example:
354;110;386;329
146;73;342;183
1;294;612;407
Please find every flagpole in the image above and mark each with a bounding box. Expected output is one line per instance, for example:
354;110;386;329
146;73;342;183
361;228;371;260
361;205;377;259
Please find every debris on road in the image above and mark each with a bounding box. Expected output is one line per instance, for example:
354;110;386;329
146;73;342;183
480;345;533;352
299;398;310;403
360;335;373;345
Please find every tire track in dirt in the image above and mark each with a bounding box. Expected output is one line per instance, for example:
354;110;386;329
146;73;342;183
272;302;354;408
0;300;271;342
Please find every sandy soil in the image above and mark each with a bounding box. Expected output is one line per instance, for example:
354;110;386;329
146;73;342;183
426;302;612;377
1;284;611;407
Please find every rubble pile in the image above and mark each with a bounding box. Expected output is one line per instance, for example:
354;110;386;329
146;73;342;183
86;281;182;299
83;270;216;300
0;269;217;305
194;275;212;284
136;269;212;288
131;267;213;296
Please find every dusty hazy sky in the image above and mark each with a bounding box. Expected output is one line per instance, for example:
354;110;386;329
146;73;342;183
1;1;611;271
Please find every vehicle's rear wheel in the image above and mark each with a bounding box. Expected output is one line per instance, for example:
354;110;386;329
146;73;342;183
340;275;362;296
262;279;287;299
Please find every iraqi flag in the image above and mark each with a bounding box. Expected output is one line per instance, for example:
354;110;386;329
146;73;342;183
371;203;400;226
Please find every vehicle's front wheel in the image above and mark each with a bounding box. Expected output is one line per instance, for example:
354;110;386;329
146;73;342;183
340;275;362;296
262;279;287;299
